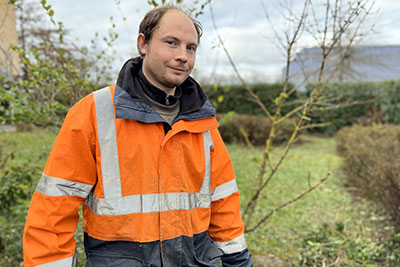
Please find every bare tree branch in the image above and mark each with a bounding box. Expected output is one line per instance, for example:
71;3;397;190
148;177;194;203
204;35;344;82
210;0;376;232
209;1;273;121
245;171;331;233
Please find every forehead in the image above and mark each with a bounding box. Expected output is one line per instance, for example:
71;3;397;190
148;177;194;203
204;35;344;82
155;10;198;43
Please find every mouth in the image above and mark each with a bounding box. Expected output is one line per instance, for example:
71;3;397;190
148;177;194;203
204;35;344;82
169;66;186;73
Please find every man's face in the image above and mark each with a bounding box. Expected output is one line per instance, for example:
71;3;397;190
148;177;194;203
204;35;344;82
138;10;198;94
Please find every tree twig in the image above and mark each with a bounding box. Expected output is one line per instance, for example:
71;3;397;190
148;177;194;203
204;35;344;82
209;2;273;121
245;171;331;233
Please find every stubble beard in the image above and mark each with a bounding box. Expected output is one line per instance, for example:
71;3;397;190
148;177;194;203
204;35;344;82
163;68;190;89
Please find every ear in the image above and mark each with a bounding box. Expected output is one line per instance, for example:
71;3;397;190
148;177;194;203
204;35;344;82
137;33;148;56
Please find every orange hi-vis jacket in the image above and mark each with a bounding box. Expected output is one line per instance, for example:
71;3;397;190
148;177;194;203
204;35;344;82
23;58;251;267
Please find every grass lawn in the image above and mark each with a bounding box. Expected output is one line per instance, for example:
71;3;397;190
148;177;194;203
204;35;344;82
231;134;391;265
0;129;390;266
0;128;57;266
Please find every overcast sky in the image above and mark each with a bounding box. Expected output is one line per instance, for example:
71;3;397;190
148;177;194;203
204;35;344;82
45;0;400;84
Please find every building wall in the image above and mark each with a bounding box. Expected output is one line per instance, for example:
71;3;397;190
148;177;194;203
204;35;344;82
0;2;20;77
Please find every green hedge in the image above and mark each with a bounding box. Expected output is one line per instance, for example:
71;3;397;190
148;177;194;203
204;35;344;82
204;82;298;116
336;124;400;228
204;80;400;137
307;80;400;136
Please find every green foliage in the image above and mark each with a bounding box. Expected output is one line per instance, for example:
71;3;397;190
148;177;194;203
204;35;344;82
147;0;188;8
336;124;400;227
297;222;400;266
147;0;161;6
0;141;37;214
0;130;55;266
146;0;209;18
217;113;297;146
0;158;34;214
205;82;298;116
0;1;118;127
10;44;96;126
378;80;400;124
0;140;39;266
0;210;26;266
383;231;400;265
307;80;400;136
0;75;40;125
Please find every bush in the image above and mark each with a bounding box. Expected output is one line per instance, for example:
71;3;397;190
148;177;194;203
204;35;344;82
217;113;297;146
0;75;41;125
0;0;117;128
336;124;400;227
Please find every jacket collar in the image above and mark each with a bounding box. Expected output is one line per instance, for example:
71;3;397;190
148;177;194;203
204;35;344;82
138;69;182;106
114;57;216;126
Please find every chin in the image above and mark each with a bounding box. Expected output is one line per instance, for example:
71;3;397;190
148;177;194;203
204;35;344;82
168;78;186;87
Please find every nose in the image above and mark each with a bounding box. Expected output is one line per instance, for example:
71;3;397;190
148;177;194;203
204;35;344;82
175;45;188;63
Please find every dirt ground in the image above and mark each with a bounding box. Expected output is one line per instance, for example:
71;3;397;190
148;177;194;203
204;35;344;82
252;254;288;267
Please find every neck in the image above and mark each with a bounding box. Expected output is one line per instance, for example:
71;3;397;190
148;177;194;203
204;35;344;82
138;69;181;106
163;87;176;96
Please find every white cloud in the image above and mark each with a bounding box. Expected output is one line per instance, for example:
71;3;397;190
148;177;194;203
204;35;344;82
39;0;400;83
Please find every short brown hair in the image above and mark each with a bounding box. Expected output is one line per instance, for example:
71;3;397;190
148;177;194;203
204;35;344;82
138;4;203;56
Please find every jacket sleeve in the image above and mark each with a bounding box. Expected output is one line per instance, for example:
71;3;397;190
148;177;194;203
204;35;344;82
23;94;98;267
208;129;253;267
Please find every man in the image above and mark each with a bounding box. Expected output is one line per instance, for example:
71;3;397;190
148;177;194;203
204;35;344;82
23;4;253;267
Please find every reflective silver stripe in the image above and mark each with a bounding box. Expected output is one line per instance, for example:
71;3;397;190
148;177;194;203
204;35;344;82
36;173;93;198
36;253;76;267
196;131;213;206
211;179;238;202
85;191;211;215
201;131;213;194
93;87;122;199
214;234;248;254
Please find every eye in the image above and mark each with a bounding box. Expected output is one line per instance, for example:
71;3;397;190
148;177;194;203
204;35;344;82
187;46;197;52
166;40;175;46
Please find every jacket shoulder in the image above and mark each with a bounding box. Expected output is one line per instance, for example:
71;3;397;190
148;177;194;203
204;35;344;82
68;85;115;114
